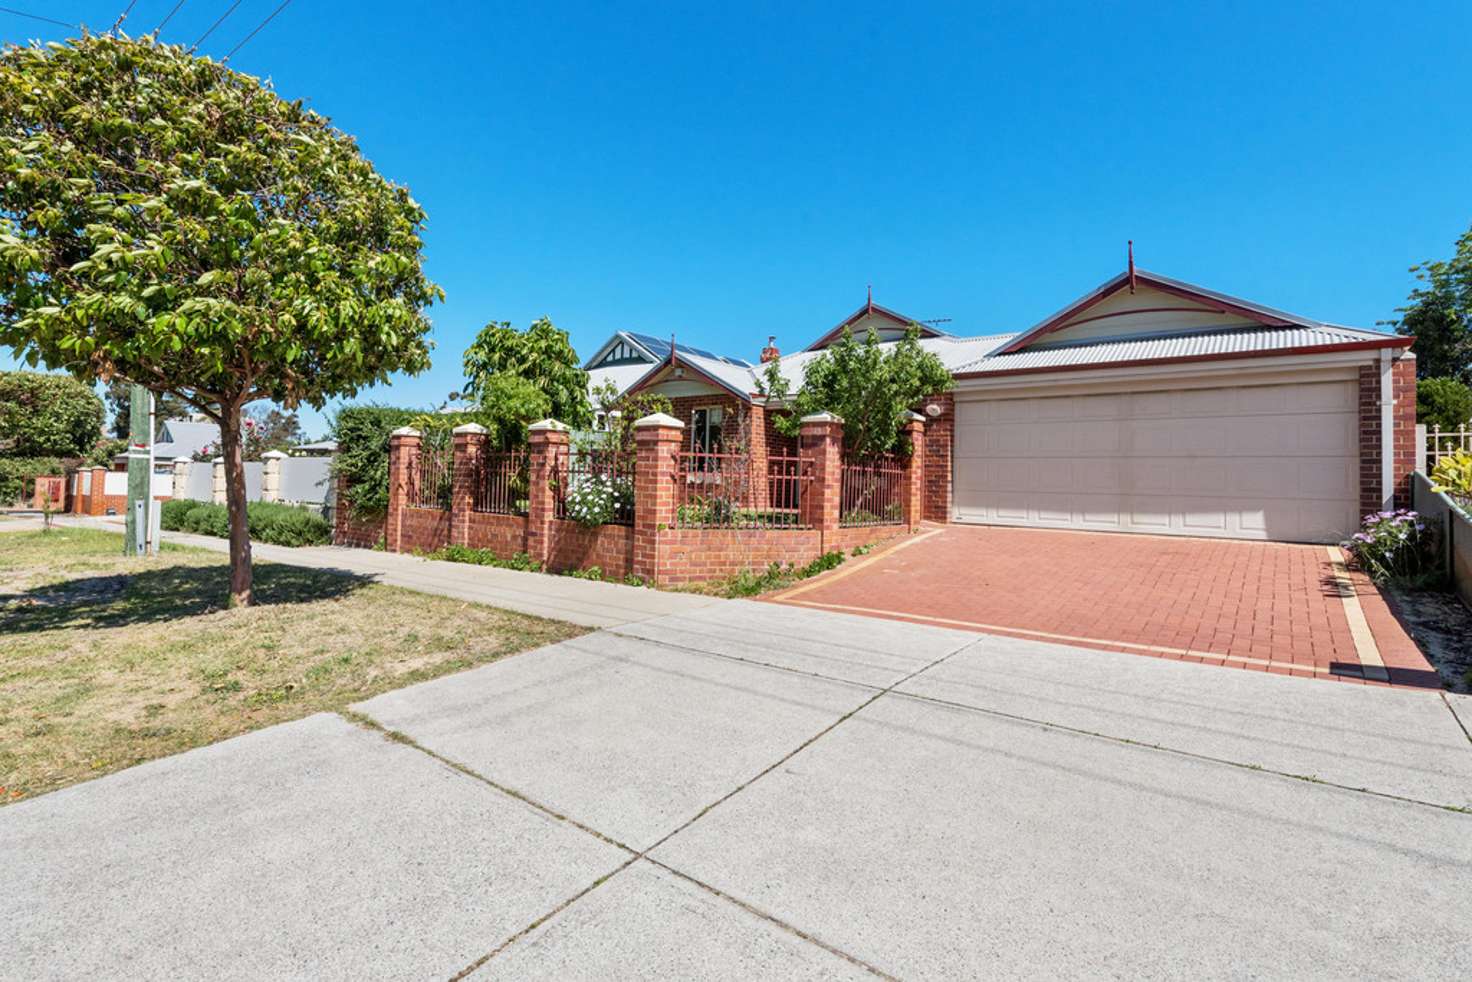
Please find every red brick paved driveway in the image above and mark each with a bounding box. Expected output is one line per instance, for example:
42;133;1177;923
770;525;1439;687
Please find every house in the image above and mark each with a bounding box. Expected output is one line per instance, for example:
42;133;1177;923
585;260;1413;544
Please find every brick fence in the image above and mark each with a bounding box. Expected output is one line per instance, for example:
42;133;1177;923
363;412;923;587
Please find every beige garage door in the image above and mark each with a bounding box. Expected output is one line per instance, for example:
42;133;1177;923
953;380;1360;543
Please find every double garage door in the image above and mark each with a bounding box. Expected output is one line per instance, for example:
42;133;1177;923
953;379;1360;543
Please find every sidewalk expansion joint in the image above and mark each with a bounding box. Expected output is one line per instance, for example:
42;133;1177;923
883;688;1472;815
1443;692;1472;748
337;709;895;980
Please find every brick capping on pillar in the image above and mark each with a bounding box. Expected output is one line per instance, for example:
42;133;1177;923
632;412;685;583
526;419;570;566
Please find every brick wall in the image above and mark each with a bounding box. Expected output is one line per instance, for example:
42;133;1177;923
1358;355;1417;514
375;415;922;587
399;505;451;553
463;511;528;555
922;392;953;522
333;476;386;549
546;520;634;579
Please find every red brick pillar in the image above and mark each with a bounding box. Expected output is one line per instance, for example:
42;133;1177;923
747;402;769;510
1391;354;1416;508
799;412;843;539
450;423;487;548
386;427;421;553
902;411;926;530
88;466;107;516
633;412;684;585
526;419;570;567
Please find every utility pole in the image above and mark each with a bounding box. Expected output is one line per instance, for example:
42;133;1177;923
124;383;156;556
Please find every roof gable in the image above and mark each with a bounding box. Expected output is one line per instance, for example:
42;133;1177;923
994;269;1324;355
805;297;947;351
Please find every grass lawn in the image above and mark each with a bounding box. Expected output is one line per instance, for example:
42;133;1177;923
0;527;586;805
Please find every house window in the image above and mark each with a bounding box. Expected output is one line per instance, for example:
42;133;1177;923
691;406;723;455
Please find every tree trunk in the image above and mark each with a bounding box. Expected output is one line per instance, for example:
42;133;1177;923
219;404;254;606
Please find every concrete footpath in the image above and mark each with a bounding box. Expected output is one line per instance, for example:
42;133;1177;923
32;514;720;628
5;593;1471;980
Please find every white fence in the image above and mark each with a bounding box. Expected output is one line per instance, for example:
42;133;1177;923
171;455;330;506
1424;423;1472;470
276;455;332;505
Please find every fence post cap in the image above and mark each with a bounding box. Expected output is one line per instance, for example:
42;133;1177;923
389;426;422;438
260;450;288;459
212;457;224;463
906;411;926;422
527;419;570;433
633;412;685;429
452;422;489;435
800;411;844;424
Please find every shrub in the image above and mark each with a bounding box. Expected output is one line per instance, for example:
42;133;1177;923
159;497;195;530
0;456;62;504
168;500;329;546
563;473;633;527
329;405;421;522
1430;451;1472;511
1344;509;1436;586
0;371;104;457
426;545;543;572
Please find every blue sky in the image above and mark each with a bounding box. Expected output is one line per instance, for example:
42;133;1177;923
3;1;1470;436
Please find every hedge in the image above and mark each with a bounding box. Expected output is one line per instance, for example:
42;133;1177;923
0;456;63;504
0;371;104;457
159;499;331;547
329;405;421;521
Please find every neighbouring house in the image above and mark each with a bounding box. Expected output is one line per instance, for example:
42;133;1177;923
585;261;1413;544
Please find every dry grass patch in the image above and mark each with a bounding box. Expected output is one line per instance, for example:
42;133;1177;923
0;528;586;803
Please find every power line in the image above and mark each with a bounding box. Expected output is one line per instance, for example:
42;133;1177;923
154;0;187;35
222;0;293;63
0;4;79;29
111;0;138;33
190;0;244;51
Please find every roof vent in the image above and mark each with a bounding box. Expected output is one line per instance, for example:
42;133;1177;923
760;335;780;363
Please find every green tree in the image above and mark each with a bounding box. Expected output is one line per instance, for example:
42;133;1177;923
589;377;672;455
762;326;952;457
104;380;190;438
245;404;305;455
1417;377;1472;432
0;370;104;456
0;35;441;605
1393;222;1472;383
462;318;592;429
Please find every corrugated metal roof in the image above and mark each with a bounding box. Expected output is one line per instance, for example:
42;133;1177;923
955;324;1399;375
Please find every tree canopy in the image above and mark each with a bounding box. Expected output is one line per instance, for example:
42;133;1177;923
0;34;441;603
104;379;190;438
1417;376;1472;432
762;327;952;457
0;370;103;457
1393;222;1472;383
461;317;591;429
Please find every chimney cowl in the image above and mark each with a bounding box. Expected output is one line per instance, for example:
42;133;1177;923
760;335;780;363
